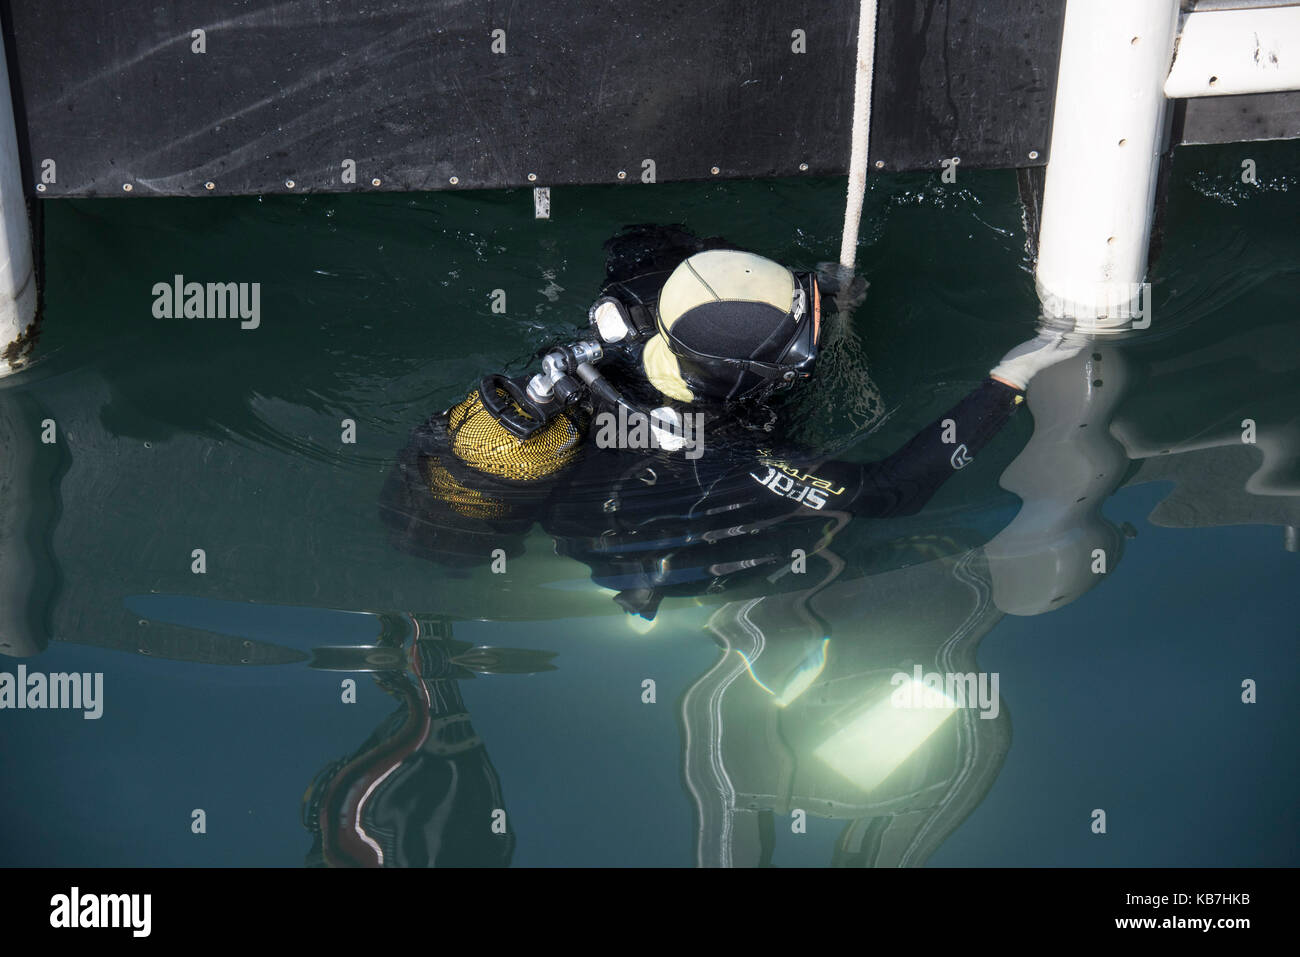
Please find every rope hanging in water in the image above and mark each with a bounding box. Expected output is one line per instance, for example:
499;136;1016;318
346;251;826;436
839;0;879;271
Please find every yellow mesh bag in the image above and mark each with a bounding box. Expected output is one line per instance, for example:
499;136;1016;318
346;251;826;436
422;455;510;519
444;389;583;482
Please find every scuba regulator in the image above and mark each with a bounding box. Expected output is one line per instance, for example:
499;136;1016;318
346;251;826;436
477;296;664;440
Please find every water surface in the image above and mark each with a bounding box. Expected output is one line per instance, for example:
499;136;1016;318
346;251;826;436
1;143;1297;866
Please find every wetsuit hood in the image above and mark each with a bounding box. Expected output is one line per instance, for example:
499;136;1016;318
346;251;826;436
642;250;820;405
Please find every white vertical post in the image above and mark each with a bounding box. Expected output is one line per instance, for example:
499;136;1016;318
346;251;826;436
0;37;36;375
1035;0;1180;331
839;0;879;272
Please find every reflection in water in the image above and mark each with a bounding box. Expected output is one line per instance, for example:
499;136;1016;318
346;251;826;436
683;548;1010;867
3;302;1297;864
0;392;65;657
677;315;1300;865
82;602;554;867
1;169;1298;866
985;345;1132;614
1114;320;1300;518
300;614;555;868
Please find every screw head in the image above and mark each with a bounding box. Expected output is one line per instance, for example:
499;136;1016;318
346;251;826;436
710;166;720;175
122;183;133;192
799;162;809;171
617;170;627;180
204;181;215;190
449;176;459;185
527;172;537;182
1028;150;1039;160
36;183;46;192
285;179;296;189
371;178;381;186
874;160;885;169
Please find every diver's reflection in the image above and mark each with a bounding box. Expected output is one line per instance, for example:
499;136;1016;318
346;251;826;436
671;345;1130;866
677;313;1300;865
301;613;555;867
683;546;1011;867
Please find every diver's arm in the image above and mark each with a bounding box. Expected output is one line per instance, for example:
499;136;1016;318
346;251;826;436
745;378;1019;517
749;330;1085;518
848;377;1025;517
845;329;1087;516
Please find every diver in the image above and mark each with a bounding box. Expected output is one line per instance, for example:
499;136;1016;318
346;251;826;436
380;224;1085;619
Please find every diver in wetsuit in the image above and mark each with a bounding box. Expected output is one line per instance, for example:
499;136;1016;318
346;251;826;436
380;225;1084;618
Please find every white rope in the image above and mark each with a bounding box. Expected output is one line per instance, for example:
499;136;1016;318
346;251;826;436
839;0;879;271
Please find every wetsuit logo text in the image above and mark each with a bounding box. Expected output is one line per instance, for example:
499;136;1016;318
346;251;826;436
750;465;843;510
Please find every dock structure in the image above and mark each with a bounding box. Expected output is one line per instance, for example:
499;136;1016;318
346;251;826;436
1;0;1298;364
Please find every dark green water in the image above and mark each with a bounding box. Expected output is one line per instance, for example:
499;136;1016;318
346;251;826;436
1;141;1297;866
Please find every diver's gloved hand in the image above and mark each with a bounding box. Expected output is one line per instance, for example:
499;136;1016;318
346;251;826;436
989;328;1089;391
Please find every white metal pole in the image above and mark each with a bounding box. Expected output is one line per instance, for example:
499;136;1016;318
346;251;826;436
0;37;35;375
1035;0;1180;331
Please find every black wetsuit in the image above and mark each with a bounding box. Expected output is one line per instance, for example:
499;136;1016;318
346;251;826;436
381;227;1025;617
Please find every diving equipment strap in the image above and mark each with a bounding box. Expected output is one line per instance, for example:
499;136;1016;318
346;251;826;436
478;373;553;439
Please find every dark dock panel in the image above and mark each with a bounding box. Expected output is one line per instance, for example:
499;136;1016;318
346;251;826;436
2;0;1065;197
